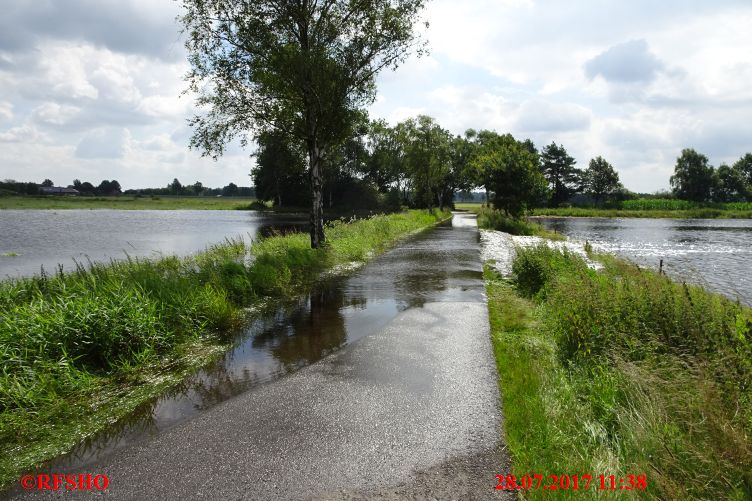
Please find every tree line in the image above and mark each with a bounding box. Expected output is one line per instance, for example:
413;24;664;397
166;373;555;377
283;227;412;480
0;178;254;197
251;114;628;218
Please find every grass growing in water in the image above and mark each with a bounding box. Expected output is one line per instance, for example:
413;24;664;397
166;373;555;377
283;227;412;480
486;246;752;499
475;206;564;239
0;209;449;487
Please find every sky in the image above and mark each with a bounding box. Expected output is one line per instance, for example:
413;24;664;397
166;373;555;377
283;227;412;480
1;1;751;193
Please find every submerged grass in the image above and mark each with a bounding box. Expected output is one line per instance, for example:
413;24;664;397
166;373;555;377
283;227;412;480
486;246;752;500
0;209;449;487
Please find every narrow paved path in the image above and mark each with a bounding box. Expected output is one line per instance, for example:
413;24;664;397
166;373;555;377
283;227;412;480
11;213;512;500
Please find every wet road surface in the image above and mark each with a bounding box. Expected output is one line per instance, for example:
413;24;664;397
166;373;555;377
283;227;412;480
7;212;511;500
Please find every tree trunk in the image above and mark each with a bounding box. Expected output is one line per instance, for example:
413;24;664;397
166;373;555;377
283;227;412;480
309;144;325;249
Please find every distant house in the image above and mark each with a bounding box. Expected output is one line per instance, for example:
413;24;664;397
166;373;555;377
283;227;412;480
40;186;80;196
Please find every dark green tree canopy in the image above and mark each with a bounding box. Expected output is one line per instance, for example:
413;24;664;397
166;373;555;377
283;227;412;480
540;142;580;207
670;148;715;202
584;156;621;205
733;153;752;187
470;131;547;218
181;0;428;247
713;163;748;202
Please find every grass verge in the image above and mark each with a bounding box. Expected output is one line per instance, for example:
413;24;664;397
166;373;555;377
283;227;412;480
485;246;752;499
0;209;449;487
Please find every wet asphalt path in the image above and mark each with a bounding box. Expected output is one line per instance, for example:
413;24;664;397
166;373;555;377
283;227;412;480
8;213;512;500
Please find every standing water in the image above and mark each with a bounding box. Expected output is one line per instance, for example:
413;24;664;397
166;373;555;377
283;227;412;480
40;213;483;471
536;217;752;306
0;210;307;278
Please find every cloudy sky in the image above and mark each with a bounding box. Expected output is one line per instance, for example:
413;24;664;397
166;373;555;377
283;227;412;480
1;0;751;192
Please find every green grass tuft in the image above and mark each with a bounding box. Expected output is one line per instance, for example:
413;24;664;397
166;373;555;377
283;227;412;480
486;246;752;499
0;209;449;487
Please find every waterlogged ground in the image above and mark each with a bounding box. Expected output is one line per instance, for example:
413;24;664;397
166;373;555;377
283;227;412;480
0;210;306;277
39;214;487;476
536;217;752;305
480;230;601;276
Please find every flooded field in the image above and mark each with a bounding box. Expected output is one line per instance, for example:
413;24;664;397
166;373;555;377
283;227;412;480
537;217;752;306
0;210;306;278
40;213;483;471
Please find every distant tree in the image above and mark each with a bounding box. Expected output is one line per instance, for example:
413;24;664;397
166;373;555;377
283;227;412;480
41;179;54;187
79;182;95;194
181;0;428;248
471;133;547;218
540;142;580;206
221;183;239;197
713;164;748;202
109;180;121;194
363;120;404;193
72;179;82;189
584;156;621;205
670;149;715;202
399;115;453;209
253;131;308;207
95;180;112;195
192;181;204;196
169;178;183;196
733;153;752;199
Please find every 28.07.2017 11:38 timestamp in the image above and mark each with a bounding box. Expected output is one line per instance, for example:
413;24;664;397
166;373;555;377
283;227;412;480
495;473;648;492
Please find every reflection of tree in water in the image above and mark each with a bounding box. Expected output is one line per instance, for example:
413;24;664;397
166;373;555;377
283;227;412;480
393;257;449;311
252;285;349;371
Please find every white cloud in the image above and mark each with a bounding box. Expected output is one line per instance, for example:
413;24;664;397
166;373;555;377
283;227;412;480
0;101;12;121
0;125;43;143
32;102;80;126
514;101;592;133
1;0;751;193
75;128;129;159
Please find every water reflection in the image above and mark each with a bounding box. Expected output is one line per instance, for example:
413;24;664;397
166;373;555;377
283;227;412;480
44;213;484;471
536;217;752;306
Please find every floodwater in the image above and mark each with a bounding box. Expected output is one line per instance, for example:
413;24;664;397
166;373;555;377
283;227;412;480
536;217;752;306
0;210;307;278
43;213;483;471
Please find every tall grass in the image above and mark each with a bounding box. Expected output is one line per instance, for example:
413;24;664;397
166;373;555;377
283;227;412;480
476;207;564;239
487;246;752;499
0;209;449;487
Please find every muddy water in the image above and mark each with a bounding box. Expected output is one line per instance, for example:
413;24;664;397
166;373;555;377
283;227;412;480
48;212;483;470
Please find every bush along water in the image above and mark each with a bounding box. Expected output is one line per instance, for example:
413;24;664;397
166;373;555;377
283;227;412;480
476;206;564;239
0;209;449;487
497;245;752;499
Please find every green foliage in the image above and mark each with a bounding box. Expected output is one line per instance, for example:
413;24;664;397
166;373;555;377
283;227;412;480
583;156;621;205
476;207;564;240
489;247;752;499
252;131;309;208
540;142;581;207
0;196;260;210
471;133;547;217
0;209;447;487
399;115;454;208
182;0;429;247
671;148;715;202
